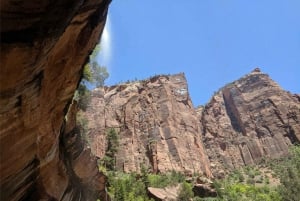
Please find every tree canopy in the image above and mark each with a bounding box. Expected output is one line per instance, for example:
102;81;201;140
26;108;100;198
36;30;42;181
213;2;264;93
82;44;109;88
76;44;109;110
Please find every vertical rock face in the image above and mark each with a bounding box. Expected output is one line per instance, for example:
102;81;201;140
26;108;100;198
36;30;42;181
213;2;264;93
85;74;212;177
200;69;300;176
61;101;109;201
0;0;111;200
85;70;299;178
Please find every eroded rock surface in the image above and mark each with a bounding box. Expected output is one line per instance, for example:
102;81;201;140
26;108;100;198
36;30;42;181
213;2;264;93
200;69;300;176
85;74;212;177
0;0;111;200
148;186;179;201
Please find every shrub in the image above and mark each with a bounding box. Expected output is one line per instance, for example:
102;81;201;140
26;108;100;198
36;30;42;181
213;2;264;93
194;197;221;201
101;128;119;170
147;171;185;188
265;177;270;184
106;171;153;201
246;178;255;185
170;170;185;184
256;176;264;183
177;181;194;201
213;167;281;201
147;174;169;188
76;84;91;111
76;112;90;145
272;145;300;201
238;173;245;182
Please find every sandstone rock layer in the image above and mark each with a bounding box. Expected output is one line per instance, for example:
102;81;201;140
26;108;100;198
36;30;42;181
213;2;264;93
200;69;300;176
85;74;212;177
0;0;111;200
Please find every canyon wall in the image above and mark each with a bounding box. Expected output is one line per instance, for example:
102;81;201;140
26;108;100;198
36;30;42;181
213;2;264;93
85;69;299;178
1;2;299;200
200;69;300;176
0;0;111;200
84;73;212;177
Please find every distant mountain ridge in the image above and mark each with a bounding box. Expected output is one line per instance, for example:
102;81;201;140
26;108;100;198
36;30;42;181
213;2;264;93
83;68;300;177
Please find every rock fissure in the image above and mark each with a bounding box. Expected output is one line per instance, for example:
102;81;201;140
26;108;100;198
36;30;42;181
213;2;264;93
223;88;245;135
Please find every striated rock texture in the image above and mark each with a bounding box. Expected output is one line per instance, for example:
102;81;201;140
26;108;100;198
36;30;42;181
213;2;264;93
85;73;212;177
61;101;109;201
0;0;111;200
200;69;300;176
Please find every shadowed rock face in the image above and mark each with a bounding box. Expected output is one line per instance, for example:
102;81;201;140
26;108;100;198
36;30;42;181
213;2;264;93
84;73;212;177
0;0;111;200
199;69;300;177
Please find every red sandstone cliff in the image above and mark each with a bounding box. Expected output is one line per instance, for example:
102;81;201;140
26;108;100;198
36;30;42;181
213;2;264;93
1;2;299;200
84;73;212;177
84;70;299;179
199;69;300;176
0;0;111;200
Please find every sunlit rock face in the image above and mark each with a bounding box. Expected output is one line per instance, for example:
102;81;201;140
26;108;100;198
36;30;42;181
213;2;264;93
83;70;299;178
0;0;111;200
84;73;212;177
199;69;300;177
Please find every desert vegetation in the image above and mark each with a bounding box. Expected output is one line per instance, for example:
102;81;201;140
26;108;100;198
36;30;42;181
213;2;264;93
73;44;109;146
96;145;300;201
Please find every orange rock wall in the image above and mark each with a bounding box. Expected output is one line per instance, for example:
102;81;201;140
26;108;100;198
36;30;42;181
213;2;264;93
84;74;212;177
200;70;300;176
0;0;111;200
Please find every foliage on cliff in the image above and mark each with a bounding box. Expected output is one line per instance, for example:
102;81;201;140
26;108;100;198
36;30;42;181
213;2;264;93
72;44;110;148
101;128;119;170
106;171;153;201
177;181;194;201
103;170;188;201
75;44;109;111
83;44;109;87
98;144;300;201
213;169;281;201
209;145;300;201
271;145;300;201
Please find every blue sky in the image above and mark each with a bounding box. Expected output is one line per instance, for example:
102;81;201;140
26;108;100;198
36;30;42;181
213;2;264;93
96;0;300;106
